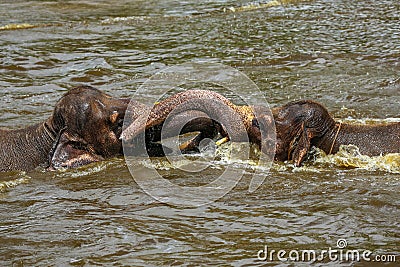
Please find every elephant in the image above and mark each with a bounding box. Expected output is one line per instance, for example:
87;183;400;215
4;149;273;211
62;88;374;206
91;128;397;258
272;100;400;166
0;85;130;171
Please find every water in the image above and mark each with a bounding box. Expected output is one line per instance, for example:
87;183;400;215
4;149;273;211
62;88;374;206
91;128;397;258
0;0;399;266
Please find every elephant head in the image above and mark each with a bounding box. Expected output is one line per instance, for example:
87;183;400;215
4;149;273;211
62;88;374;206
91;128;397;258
48;85;130;169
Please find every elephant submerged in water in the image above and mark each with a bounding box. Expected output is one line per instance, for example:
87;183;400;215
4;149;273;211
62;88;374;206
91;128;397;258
0;85;130;171
272;100;400;166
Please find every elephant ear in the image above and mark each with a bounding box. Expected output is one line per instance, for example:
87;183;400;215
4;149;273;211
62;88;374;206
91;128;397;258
290;122;316;167
48;131;104;170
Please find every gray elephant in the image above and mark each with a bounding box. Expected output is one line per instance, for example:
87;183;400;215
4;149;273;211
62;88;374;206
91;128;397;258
0;85;129;172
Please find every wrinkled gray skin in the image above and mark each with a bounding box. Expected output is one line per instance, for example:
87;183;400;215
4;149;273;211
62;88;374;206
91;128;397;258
0;86;129;172
273;100;400;166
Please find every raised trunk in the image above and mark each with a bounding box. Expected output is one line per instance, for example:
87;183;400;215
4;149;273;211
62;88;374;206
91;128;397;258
0;117;59;172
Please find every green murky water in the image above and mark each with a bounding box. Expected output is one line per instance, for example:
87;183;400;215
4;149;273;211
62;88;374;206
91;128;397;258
0;0;399;266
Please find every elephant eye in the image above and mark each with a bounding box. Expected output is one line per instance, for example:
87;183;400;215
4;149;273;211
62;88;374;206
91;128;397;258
70;141;87;151
252;118;259;128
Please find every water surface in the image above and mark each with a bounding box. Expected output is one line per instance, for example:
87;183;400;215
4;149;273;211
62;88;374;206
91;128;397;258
0;0;399;266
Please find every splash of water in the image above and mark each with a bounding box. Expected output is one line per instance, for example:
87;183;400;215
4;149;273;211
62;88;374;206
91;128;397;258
0;172;30;192
133;141;400;174
313;145;400;174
